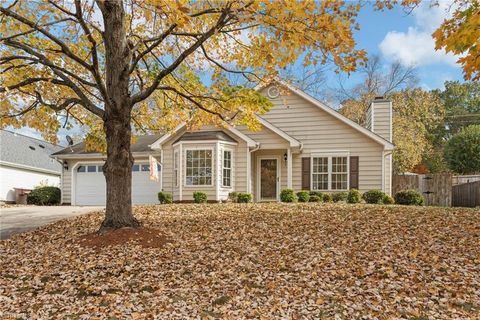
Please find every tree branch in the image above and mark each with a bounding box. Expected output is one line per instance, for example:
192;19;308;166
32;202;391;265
3;39;104;118
131;8;232;105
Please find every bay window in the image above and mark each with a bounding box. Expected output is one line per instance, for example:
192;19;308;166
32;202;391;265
185;149;213;186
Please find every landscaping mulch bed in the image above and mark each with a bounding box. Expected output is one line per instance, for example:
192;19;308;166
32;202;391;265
0;203;479;319
77;227;169;250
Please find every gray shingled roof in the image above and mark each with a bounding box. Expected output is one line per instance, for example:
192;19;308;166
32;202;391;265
173;131;237;144
0;130;62;173
51;134;164;156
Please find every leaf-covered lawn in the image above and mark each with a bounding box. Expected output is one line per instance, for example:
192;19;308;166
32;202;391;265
1;203;479;319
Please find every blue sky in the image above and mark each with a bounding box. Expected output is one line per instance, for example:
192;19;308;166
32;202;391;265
341;1;464;90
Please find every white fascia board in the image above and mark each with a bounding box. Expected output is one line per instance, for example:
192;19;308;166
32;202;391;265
149;123;186;149
52;151;161;160
256;116;301;147
226;125;258;147
259;78;395;151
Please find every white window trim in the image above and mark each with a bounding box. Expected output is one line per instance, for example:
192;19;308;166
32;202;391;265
221;147;233;188
184;147;215;187
310;152;350;192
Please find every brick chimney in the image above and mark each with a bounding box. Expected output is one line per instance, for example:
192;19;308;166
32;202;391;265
365;96;392;142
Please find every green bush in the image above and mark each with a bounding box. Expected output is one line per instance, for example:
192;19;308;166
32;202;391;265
193;191;208;203
346;188;361;204
236;193;253;203
332;192;348;203
27;186;61;205
362;190;386;204
157;192;173;204
280;189;297;202
394;190;424;206
228;192;238;203
309;191;323;201
383;194;395;205
309;195;322;202
322;193;332;203
296;191;310;202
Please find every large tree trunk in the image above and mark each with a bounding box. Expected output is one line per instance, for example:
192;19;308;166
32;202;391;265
98;0;140;231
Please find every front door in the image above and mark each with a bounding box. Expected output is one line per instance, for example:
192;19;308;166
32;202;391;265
259;158;278;201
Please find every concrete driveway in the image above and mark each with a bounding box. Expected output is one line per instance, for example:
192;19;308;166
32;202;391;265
0;206;103;240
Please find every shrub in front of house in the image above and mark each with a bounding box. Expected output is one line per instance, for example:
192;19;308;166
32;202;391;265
309;195;322;202
27;186;61;205
394;190;424;206
193;191;208;203
296;191;310;202
332;192;348;203
383;194;395;205
322;193;332;203
228;192;238;203
236;193;253;203
362;190;386;204
309;191;323;201
158;192;173;204
346;188;361;204
280;189;297;202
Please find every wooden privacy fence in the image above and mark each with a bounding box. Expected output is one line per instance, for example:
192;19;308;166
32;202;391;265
452;181;480;208
392;174;452;207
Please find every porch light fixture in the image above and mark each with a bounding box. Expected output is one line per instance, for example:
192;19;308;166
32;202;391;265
63;162;68;171
283;152;288;162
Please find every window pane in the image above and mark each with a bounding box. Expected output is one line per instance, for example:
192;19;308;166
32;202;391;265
185;149;212;185
97;165;103;172
77;165;85;172
132;164;139;172
87;165;96;172
141;164;149;171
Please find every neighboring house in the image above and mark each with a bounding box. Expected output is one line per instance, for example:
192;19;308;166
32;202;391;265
0;130;62;203
52;80;394;205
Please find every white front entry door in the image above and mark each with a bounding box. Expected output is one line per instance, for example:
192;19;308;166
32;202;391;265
74;163;160;205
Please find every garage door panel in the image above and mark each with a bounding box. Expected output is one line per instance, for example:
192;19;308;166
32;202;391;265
75;163;160;206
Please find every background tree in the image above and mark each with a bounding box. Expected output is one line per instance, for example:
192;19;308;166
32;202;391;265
438;81;480;137
1;0;370;231
338;55;418;125
388;89;445;173
444;125;480;174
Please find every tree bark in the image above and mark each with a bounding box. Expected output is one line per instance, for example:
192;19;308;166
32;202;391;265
98;0;140;231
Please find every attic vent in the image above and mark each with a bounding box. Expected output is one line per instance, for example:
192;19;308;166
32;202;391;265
29;146;36;150
38;144;45;149
374;96;384;100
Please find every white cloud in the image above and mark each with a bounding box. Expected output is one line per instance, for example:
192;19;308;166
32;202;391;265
379;1;460;67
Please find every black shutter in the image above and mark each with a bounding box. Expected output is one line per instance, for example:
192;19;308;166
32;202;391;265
301;157;311;190
350;156;359;189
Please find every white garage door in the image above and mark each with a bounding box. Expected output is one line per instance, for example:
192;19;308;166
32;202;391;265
75;163;160;205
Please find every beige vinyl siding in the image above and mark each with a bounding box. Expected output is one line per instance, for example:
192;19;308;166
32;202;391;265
384;153;392;195
372;101;392;142
236;124;289;149
260;86;385;192
61;164;72;204
365;106;372;130
234;141;248;193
